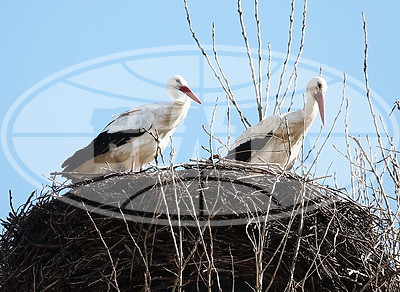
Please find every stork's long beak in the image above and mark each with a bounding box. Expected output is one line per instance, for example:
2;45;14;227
314;92;325;125
180;86;202;104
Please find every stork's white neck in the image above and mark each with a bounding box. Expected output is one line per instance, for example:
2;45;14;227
303;92;319;122
173;94;190;105
167;87;190;105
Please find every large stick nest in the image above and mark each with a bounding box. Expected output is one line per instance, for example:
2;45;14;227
1;161;399;291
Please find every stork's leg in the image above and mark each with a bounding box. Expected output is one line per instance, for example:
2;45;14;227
130;156;144;172
130;155;136;172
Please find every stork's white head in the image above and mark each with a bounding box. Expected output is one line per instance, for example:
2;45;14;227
306;76;328;125
166;76;201;104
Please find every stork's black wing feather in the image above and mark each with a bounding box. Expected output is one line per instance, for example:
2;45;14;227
226;131;274;162
62;128;147;172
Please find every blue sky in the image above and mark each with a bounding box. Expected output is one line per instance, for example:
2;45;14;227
1;1;400;220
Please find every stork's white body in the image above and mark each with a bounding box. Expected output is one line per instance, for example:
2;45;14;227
226;77;327;169
71;101;190;174
104;101;191;168
61;76;200;177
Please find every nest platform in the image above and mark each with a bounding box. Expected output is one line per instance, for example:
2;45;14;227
1;161;398;291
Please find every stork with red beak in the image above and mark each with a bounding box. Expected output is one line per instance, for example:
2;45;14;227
226;76;327;169
61;75;201;178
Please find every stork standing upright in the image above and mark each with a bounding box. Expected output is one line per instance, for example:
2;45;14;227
226;76;328;169
61;76;201;177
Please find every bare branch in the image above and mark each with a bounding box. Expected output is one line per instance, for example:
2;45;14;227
286;0;308;113
255;0;263;119
344;98;356;199
207;96;220;161
263;42;272;118
362;12;396;183
119;207;151;291
305;73;346;178
237;0;262;120
84;204;120;292
226;94;232;148
183;0;251;128
273;0;296;115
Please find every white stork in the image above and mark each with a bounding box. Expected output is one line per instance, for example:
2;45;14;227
61;75;201;177
226;76;327;169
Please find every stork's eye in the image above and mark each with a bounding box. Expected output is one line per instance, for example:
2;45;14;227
317;81;322;90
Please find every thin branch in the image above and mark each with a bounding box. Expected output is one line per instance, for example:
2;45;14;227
8;190;16;216
207;96;220;161
202;125;229;150
183;0;251;128
84;204;120;292
237;0;262;120
285;184;307;291
344;98;356;199
273;0;296;115
349;136;393;222
119;207;151;291
263;42;272;118
280;0;308;113
305;73;346;178
210;22;251;129
255;0;263;120
226;94;232;148
362;12;396;183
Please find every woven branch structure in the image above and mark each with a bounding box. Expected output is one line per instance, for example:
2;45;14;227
1;161;399;291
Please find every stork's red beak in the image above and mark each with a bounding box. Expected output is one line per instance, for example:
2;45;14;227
180;86;201;104
314;92;325;125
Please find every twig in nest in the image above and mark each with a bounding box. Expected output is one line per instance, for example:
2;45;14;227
8;190;16;216
83;202;120;292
